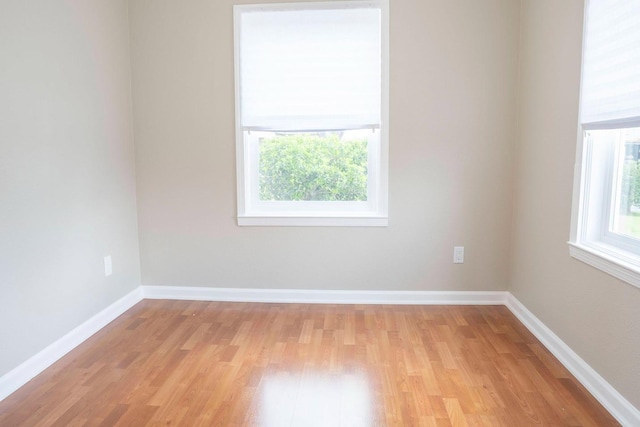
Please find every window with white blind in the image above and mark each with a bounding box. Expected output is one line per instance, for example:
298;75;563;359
233;0;389;226
569;0;640;288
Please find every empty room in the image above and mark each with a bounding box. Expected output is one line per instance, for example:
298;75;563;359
1;0;639;425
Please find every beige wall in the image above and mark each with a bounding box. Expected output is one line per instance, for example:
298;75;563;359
0;0;140;377
511;0;640;408
129;0;520;292
3;0;636;414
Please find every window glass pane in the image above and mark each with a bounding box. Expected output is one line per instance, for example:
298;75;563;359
612;127;640;238
258;130;369;202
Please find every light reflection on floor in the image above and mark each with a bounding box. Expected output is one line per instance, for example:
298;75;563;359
257;371;373;427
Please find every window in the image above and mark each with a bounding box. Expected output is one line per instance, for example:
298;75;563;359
233;0;389;226
569;0;640;288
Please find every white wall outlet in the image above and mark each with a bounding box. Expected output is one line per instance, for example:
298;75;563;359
453;246;464;264
104;256;113;277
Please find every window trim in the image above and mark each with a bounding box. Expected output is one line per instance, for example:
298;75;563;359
569;126;640;290
233;0;390;227
568;0;640;289
568;242;640;290
243;130;380;216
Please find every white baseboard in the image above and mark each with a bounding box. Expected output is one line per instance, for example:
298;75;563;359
1;285;637;427
505;293;640;427
142;285;509;305
0;287;143;402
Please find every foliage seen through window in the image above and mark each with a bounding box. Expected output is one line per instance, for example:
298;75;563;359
258;133;368;202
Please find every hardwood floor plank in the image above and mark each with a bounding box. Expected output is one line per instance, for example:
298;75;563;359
0;302;620;426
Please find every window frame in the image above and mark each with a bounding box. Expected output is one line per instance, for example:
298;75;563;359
601;132;640;256
244;130;380;215
571;128;640;290
569;0;640;289
233;0;390;227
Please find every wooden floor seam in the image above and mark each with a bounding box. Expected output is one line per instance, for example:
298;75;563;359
0;301;619;426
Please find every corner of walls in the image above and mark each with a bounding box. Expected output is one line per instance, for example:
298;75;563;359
506;0;526;295
506;0;640;415
0;0;142;379
124;0;144;289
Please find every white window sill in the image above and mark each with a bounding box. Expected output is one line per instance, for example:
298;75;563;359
568;241;640;290
237;215;388;227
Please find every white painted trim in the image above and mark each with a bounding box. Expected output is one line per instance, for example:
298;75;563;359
569;242;640;290
234;0;390;226
505;293;640;427
569;125;586;243
2;285;637;427
142;286;508;305
237;216;388;227
0;287;143;402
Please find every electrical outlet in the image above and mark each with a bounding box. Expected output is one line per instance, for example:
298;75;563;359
104;256;112;277
453;246;464;264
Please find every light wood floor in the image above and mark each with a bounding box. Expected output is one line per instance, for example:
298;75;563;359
0;301;619;426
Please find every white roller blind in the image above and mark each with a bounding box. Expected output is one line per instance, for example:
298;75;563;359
236;2;382;131
580;0;640;129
